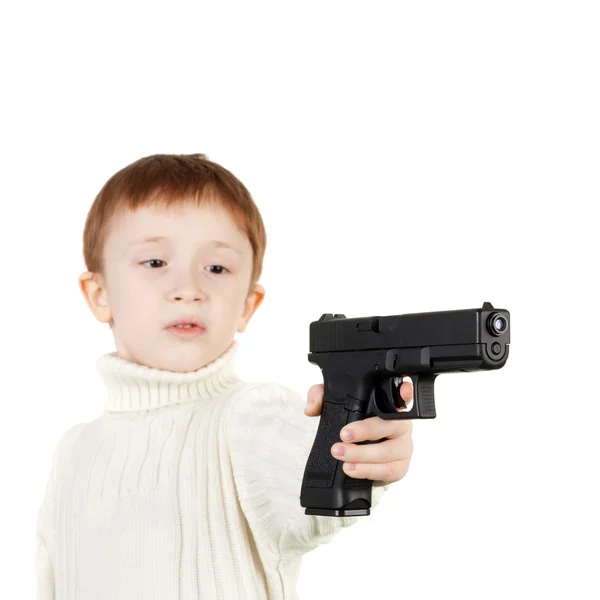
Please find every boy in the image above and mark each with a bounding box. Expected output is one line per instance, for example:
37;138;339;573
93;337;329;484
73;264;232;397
36;153;414;599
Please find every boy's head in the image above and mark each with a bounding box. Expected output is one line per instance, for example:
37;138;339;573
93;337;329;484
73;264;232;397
79;153;266;373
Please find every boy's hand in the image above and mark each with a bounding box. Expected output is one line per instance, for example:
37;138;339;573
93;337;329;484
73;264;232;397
305;381;414;485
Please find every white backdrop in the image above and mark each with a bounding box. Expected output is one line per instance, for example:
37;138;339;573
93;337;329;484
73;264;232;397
1;1;599;598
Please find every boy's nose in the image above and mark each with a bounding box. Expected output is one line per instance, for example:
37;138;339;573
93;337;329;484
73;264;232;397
168;287;207;302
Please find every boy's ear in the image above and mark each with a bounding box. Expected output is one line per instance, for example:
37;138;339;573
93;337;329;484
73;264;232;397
237;284;265;333
78;271;113;325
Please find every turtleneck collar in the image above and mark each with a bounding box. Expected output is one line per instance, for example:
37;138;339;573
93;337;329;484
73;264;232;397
96;340;243;413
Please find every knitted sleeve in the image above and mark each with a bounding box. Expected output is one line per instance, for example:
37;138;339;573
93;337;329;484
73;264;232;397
226;382;391;559
35;423;86;600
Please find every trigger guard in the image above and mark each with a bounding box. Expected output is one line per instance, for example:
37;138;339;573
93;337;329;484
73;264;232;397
368;374;437;420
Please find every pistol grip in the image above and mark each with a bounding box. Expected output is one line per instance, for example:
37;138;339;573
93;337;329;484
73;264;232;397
300;398;373;517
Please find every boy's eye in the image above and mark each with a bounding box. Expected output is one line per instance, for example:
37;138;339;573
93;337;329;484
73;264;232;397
141;259;165;269
206;265;228;275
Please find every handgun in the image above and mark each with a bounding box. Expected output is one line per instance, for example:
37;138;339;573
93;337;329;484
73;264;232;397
300;301;510;517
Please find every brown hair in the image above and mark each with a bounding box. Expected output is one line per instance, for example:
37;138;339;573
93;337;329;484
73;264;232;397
82;153;267;296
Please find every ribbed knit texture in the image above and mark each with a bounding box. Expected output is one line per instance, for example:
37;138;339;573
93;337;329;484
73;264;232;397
35;339;390;599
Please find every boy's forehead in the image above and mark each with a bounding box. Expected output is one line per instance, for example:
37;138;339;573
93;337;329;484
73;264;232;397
113;203;238;236
107;202;248;255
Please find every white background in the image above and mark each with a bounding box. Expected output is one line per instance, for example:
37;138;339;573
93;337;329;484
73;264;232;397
1;1;599;598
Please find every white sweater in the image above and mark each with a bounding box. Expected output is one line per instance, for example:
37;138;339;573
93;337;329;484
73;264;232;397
36;339;390;599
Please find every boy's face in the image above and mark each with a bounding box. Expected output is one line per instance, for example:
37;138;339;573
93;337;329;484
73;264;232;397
79;199;264;372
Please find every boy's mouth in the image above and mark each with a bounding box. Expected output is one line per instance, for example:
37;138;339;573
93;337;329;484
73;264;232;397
164;317;206;338
164;317;205;329
165;323;206;339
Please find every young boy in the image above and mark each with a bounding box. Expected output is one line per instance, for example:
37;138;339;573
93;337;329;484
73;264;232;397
35;153;414;599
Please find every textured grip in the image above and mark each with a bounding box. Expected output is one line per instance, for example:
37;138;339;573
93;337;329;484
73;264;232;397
303;400;347;488
300;398;374;516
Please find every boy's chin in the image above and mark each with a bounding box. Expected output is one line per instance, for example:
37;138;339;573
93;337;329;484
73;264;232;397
154;341;233;373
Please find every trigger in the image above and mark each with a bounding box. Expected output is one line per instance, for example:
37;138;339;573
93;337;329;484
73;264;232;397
380;377;406;411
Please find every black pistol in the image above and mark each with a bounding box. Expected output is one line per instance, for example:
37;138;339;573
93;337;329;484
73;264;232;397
300;301;510;517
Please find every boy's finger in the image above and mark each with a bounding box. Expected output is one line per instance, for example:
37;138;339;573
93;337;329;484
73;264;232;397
397;380;415;412
305;384;324;415
399;380;414;403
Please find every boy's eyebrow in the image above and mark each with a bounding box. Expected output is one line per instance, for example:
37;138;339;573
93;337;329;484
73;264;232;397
128;236;242;254
129;235;168;247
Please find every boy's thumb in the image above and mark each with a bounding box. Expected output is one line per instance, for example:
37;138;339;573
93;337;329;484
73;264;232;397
305;384;324;416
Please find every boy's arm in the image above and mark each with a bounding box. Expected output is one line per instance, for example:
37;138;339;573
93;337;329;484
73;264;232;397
227;383;391;559
36;424;86;600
